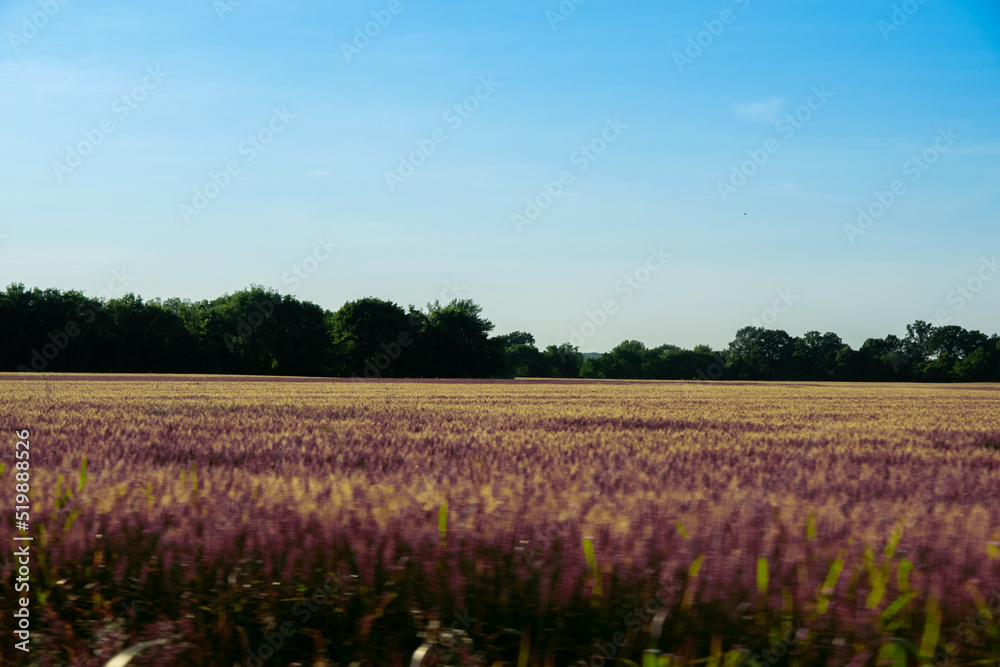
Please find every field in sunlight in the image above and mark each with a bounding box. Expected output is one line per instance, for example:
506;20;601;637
1;376;999;666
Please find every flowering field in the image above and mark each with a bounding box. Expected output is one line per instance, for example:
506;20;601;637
1;376;999;666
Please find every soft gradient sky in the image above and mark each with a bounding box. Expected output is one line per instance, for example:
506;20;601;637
1;0;998;352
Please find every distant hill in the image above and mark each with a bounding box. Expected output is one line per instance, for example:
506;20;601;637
582;352;603;359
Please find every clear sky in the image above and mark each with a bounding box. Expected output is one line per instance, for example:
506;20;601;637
1;0;998;352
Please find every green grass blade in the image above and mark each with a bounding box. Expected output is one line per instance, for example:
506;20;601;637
79;456;87;491
817;553;845;614
583;536;601;602
867;567;887;609
919;580;942;660
682;555;706;610
438;500;448;544
757;556;769;595
878;590;917;627
883;521;904;559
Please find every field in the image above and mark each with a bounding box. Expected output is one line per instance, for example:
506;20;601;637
1;376;999;667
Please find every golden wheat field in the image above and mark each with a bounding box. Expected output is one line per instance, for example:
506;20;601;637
1;375;999;667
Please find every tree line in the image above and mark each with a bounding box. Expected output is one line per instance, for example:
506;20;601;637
1;283;998;382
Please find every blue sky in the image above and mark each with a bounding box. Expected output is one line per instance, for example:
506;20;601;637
1;0;998;351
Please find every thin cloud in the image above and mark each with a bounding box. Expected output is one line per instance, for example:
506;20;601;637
734;97;786;122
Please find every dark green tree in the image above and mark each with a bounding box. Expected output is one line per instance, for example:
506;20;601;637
544;343;584;378
498;331;536;348
953;336;1000;382
725;327;794;380
422;299;504;378
580;355;606;379
856;335;909;381
504;344;547;377
792;331;848;380
2;284;102;373
86;294;196;373
599;340;648;379
330;297;416;378
650;349;721;380
902;320;935;367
